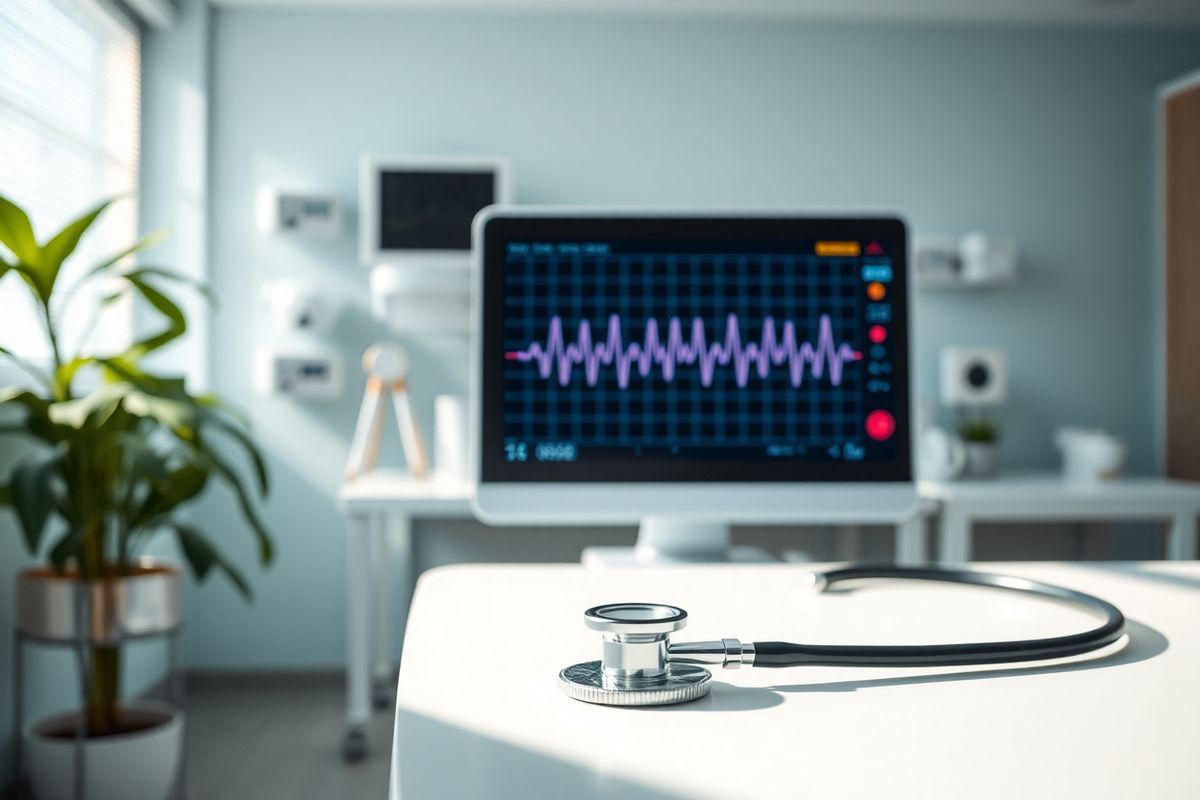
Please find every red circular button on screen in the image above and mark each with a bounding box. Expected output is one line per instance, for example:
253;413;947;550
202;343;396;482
865;410;895;441
868;325;887;344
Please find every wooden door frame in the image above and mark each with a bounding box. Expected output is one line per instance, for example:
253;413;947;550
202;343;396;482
1157;67;1200;474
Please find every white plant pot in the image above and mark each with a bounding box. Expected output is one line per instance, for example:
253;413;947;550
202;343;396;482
24;699;183;800
964;443;1000;479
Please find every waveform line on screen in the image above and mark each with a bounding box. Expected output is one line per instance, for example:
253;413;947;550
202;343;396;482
505;313;862;389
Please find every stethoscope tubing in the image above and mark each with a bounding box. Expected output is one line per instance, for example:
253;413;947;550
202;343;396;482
752;565;1127;668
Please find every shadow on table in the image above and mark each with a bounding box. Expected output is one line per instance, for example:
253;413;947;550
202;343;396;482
395;709;689;800
636;679;786;712
766;618;1165;695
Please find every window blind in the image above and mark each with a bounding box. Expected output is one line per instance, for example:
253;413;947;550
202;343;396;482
0;0;140;364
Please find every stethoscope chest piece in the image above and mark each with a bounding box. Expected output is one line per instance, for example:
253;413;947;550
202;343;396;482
558;661;712;706
558;603;713;706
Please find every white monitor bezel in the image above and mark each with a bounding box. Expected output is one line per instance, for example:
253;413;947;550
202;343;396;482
359;154;513;267
469;206;917;525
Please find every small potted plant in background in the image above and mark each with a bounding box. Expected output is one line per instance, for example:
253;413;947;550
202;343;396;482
0;195;272;800
959;417;1001;479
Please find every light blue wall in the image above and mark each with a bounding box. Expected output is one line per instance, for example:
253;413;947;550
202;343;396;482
178;9;1200;668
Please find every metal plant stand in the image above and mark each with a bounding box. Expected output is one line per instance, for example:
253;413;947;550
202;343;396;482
12;575;186;800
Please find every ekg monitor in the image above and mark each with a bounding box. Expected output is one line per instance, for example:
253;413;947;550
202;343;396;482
471;209;915;524
359;155;512;266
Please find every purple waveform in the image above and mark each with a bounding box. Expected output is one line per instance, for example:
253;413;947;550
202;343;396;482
505;313;863;389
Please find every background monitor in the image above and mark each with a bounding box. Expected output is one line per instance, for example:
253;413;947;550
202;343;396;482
471;209;916;529
359;155;512;266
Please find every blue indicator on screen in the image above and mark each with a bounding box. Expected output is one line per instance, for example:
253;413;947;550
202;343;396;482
536;442;578;462
862;265;893;282
866;304;892;323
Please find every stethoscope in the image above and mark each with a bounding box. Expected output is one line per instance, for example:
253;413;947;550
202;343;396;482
559;565;1127;706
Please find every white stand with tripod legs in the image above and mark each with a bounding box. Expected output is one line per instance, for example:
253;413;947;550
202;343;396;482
346;343;429;481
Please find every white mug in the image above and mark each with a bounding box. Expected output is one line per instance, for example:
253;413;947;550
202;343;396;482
1055;427;1125;486
433;395;468;484
918;426;966;482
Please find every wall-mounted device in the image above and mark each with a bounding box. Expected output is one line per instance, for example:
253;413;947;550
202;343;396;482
912;235;959;282
913;232;1017;288
359;154;512;334
253;346;343;400
368;261;471;334
940;347;1007;406
257;187;341;237
959;232;1017;284
263;279;340;334
359;154;512;268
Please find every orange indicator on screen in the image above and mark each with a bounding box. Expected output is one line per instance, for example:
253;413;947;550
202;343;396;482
815;241;862;257
867;282;886;301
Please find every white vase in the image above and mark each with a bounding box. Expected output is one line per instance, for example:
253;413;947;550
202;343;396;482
964;443;1000;478
24;699;183;800
15;560;184;799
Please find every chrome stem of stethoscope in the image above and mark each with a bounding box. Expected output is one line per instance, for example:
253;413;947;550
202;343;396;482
668;639;756;668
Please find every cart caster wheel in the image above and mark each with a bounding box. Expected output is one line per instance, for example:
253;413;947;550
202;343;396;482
342;728;368;762
372;685;392;710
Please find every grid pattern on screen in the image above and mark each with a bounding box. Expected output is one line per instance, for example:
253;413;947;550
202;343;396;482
502;249;865;449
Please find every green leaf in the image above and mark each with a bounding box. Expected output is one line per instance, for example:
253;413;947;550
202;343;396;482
9;449;62;554
201;408;269;496
48;382;133;429
0;344;53;390
0;195;40;265
123;391;196;435
173;522;252;600
120;266;214;305
48;528;82;573
204;445;274;565
36;198;115;297
194;392;250;425
121;274;187;359
120;433;170;486
87;228;169;275
6;261;44;300
0;389;66;443
54;356;94;398
94;357;186;399
129;461;208;530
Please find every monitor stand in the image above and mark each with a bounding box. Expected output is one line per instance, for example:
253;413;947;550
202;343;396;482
581;517;775;568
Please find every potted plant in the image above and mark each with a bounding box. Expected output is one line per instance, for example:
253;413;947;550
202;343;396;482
959;417;1001;479
0;195;272;799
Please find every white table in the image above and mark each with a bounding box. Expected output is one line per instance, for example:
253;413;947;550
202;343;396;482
336;471;931;758
336;471;473;759
392;561;1200;800
921;474;1200;564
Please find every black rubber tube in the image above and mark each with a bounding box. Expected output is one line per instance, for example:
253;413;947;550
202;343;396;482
752;565;1126;668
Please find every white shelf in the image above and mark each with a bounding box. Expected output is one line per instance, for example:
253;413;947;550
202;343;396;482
916;271;1015;290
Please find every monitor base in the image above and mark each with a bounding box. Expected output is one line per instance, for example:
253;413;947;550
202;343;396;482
582;545;775;568
583;517;775;567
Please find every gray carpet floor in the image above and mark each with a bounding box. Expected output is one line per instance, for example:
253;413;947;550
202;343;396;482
184;672;392;800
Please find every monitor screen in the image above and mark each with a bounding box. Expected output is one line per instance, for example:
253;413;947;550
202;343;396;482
377;169;497;252
478;214;910;484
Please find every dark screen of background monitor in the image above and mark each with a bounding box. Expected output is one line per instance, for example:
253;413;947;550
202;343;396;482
378;170;495;251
